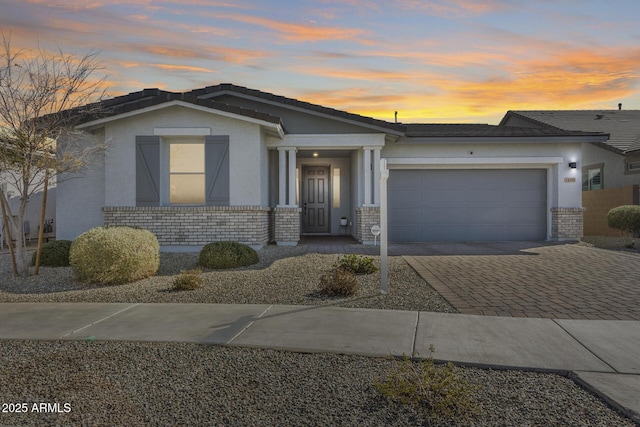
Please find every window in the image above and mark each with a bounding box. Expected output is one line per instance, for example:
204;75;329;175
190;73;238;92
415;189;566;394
332;167;341;208
169;143;205;204
135;135;229;207
625;158;640;175
582;164;603;191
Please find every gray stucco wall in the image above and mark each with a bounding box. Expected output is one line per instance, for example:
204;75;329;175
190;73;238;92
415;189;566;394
583;143;640;189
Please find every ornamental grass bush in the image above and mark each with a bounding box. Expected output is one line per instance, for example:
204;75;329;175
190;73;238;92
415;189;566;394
31;240;72;267
374;346;478;422
69;226;160;285
173;269;204;291
337;254;378;275
198;241;259;269
608;205;640;237
319;267;358;297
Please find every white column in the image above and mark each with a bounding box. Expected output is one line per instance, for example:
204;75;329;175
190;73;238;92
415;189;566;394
278;148;286;206
373;148;381;206
363;148;371;206
288;148;297;206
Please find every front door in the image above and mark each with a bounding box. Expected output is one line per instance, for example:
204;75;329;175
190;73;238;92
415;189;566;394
302;166;330;233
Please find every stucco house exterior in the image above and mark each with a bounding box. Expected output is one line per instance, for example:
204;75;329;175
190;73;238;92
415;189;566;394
501;110;640;235
56;84;606;249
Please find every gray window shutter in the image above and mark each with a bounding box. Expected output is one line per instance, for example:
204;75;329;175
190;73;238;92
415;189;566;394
136;136;160;206
205;135;230;206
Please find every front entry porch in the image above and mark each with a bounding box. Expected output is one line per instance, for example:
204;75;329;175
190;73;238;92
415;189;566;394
269;136;385;246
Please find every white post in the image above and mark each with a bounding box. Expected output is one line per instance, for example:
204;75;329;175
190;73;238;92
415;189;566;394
363;148;371;205
278;148;286;206
380;158;389;294
373;148;381;205
288;148;297;206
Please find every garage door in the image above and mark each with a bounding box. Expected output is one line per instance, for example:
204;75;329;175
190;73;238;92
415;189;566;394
388;169;547;242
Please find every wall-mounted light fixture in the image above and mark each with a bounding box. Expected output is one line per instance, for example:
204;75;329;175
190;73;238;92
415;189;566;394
313;152;319;157
568;162;577;169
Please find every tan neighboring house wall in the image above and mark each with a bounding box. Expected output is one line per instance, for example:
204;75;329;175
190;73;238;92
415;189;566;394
582;184;640;236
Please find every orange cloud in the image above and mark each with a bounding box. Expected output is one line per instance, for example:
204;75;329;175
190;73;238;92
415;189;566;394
150;64;215;73
214;13;370;43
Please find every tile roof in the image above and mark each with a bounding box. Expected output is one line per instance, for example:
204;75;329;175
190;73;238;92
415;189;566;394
403;123;597;138
78;88;284;127
71;84;608;141
186;83;406;133
502;110;640;153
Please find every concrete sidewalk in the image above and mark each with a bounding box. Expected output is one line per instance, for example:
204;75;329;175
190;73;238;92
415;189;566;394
0;302;638;423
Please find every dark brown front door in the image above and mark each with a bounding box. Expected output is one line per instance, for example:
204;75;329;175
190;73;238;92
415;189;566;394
302;166;330;233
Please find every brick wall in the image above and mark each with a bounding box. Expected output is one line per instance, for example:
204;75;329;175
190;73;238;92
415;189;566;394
582;184;639;236
274;207;301;245
103;206;271;247
551;207;585;240
356;207;380;244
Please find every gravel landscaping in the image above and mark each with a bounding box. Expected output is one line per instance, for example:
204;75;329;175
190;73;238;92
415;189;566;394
0;243;637;426
0;340;635;427
0;246;456;312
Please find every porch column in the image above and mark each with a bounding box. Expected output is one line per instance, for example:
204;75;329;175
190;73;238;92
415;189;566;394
278;148;286;206
363;148;372;206
288;148;297;206
373;148;381;206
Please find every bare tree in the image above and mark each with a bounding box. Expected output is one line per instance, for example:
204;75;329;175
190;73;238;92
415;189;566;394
0;32;108;276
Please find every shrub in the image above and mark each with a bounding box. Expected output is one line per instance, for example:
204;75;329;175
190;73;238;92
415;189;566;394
338;254;378;275
374;346;478;422
173;269;204;290
31;240;72;267
69;226;160;285
198;241;259;269
319;267;357;296
608;205;640;237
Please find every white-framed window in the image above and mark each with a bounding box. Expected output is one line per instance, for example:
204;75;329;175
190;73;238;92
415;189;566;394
625;158;640;175
582;164;603;191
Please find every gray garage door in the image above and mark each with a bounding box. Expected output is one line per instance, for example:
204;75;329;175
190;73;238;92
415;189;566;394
388;169;547;242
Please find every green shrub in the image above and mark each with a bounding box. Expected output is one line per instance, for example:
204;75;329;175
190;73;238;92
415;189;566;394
198;241;259;269
374;346;478;422
69;226;160;285
319;267;357;296
173;269;204;291
608;205;640;237
338;254;378;275
31;240;72;267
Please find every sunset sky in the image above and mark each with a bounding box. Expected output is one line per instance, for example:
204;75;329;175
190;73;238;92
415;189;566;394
1;0;640;124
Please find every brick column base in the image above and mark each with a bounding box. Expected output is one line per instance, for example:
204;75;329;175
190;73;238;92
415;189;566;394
551;207;585;240
274;207;301;246
356;206;380;245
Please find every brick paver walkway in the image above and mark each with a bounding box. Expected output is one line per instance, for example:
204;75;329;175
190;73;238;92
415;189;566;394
405;245;640;320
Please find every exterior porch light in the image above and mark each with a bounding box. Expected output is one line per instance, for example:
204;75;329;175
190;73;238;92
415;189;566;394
313;152;318;157
568;162;577;169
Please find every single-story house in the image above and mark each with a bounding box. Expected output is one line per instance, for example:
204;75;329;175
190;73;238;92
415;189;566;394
500;110;640;235
56;84;607;249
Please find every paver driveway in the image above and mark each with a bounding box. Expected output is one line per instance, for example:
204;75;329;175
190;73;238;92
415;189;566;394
404;244;640;320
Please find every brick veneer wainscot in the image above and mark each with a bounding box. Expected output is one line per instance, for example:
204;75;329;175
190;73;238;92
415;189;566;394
103;206;271;247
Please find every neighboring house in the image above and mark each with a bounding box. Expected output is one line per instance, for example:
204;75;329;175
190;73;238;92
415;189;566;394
500;110;640;236
57;84;606;249
1;186;56;249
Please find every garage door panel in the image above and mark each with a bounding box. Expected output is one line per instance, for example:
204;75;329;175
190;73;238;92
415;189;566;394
390;207;423;224
464;189;505;205
464;207;505;224
422;207;464;224
504;188;546;204
389;189;420;206
388;169;547;242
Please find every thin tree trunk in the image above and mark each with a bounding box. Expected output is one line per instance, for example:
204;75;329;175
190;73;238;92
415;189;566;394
0;188;17;274
34;170;50;274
